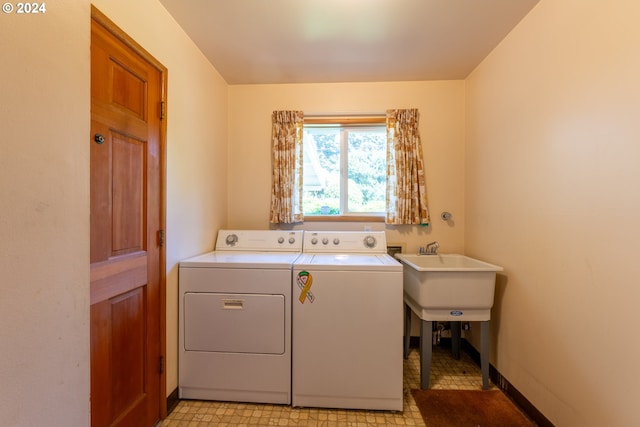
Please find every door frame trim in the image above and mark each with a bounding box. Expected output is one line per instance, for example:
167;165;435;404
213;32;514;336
91;5;168;418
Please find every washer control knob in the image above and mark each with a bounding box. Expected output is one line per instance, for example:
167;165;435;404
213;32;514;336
333;238;340;245
322;238;329;245
311;237;318;245
278;237;285;244
225;234;238;246
364;235;377;248
289;237;296;244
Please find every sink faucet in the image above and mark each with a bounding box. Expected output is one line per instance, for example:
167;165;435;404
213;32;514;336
419;241;439;255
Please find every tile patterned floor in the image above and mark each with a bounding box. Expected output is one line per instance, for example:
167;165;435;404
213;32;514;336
162;343;494;427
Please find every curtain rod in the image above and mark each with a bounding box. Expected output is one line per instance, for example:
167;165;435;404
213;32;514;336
304;116;386;125
304;111;385;118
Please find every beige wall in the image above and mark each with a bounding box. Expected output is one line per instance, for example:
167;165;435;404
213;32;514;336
1;2;228;424
0;1;91;425
91;0;229;396
228;81;466;254
466;1;640;425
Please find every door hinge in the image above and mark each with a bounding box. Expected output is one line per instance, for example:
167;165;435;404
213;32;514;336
160;101;165;120
159;356;164;374
158;229;165;247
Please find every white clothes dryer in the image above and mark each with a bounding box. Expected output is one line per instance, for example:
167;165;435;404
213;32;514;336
292;231;403;411
179;230;302;404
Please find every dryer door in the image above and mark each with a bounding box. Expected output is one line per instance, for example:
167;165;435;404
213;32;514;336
184;292;285;354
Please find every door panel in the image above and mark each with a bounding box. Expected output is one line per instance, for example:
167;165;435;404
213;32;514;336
90;7;165;427
111;133;145;256
111;61;147;119
111;288;145;416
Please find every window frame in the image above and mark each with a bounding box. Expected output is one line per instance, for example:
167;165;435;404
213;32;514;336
302;115;387;222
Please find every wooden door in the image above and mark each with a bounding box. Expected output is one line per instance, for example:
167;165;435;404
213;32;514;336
90;7;166;427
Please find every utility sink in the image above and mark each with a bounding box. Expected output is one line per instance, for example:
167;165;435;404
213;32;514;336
395;253;503;390
395;254;503;321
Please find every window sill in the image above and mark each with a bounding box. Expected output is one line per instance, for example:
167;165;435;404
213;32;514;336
303;215;385;222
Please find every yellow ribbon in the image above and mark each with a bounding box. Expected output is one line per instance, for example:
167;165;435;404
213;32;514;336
297;271;315;303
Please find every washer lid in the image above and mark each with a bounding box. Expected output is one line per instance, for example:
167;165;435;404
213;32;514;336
293;253;402;271
180;251;302;268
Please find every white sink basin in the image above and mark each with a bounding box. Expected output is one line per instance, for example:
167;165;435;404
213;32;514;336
395;254;503;321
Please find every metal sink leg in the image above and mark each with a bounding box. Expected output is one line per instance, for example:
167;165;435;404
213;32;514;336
419;319;432;389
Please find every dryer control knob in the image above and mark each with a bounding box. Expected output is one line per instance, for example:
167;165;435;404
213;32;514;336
333;238;340;245
278;237;285;244
288;237;296;244
225;234;238;246
364;235;377;248
311;238;318;245
322;238;329;245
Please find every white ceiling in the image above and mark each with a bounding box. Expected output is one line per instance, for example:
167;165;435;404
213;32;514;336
158;0;539;85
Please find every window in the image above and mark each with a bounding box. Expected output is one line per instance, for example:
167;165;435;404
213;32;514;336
302;117;386;219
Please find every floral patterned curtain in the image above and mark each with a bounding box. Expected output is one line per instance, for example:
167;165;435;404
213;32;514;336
385;109;430;225
269;110;304;223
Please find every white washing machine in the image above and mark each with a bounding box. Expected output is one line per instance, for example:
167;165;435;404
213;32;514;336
178;229;302;404
292;231;403;411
